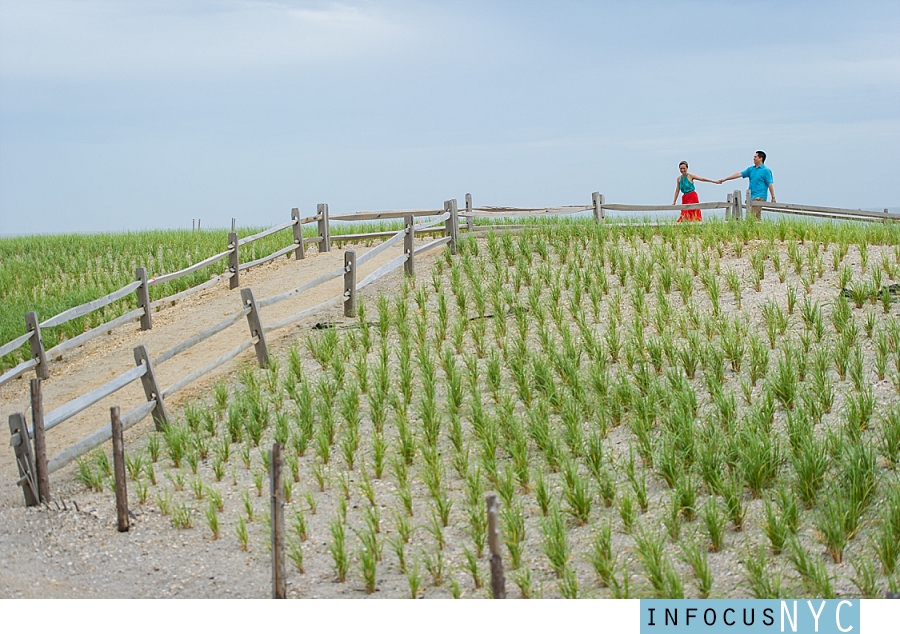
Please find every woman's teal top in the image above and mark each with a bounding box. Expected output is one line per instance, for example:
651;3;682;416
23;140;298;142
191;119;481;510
679;175;695;194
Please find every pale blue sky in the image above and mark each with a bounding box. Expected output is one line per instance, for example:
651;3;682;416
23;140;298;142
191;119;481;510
1;1;898;235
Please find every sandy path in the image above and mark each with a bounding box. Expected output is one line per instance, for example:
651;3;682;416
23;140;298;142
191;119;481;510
0;237;447;599
0;239;421;506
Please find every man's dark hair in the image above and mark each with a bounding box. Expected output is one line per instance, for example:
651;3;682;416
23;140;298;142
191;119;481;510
755;150;766;163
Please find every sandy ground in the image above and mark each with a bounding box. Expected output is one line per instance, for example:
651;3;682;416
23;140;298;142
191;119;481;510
0;239;434;598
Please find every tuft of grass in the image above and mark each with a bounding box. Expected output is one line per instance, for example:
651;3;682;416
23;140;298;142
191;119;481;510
541;505;571;578
680;537;713;599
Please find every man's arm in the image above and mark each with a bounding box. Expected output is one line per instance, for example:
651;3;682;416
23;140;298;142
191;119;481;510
769;183;776;203
717;172;743;185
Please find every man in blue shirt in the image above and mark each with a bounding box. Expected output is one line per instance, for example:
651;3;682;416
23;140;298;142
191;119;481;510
718;151;776;216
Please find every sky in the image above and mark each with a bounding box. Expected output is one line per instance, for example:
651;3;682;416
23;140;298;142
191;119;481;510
1;0;898;235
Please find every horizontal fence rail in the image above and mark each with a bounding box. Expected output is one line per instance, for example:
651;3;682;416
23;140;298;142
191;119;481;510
750;201;900;222
149;250;232;287
238;244;297;272
262;296;344;334
256;265;347;309
162;339;256;400
0;332;35;367
237;219;297;247
150;274;229;310
46;308;146;359
35;364;147;437
0;358;38;390
601;201;732;212
40;281;143;329
47;399;156;474
328;209;442;222
152;307;251;366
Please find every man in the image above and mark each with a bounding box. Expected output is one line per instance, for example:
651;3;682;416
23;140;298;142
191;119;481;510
718;151;775;218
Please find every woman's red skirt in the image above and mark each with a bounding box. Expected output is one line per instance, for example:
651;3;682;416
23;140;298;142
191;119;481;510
677;191;702;222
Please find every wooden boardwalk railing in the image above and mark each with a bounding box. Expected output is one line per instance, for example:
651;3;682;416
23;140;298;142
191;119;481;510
5;190;898;506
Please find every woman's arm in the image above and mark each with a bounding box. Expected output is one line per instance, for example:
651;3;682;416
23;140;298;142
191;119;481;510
717;172;742;184
673;179;681;205
689;174;717;184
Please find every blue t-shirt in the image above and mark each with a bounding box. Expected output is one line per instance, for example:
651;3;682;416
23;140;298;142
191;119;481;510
740;165;774;200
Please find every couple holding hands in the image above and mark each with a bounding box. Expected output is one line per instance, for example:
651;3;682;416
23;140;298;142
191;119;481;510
673;151;775;222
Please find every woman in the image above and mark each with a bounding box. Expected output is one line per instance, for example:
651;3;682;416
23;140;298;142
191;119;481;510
673;161;716;222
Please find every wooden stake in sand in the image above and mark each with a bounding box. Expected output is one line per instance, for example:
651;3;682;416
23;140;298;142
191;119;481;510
110;406;129;532
31;378;50;503
270;442;286;599
486;494;506;599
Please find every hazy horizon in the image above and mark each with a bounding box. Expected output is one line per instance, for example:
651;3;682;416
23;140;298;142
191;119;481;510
2;1;898;236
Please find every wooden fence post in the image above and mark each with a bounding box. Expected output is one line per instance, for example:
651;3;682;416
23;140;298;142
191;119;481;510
241;288;270;369
486;494;505;598
291;208;306;260
317;203;330;253
465;193;473;233
404;214;415;277
449;198;459;255
133;345;168;430
30;379;50;503
9;413;39;507
444;199;459;255
25;311;48;380
228;231;240;290
111;406;129;532
271;441;286;599
592;192;601;223
344;250;357;318
733;190;742;221
726;193;733;221
135;267;152;331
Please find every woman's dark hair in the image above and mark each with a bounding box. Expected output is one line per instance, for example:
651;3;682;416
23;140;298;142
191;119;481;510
755;151;766;163
679;161;688;168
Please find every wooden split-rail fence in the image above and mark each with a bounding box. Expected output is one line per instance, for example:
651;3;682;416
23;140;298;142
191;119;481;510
5;192;899;506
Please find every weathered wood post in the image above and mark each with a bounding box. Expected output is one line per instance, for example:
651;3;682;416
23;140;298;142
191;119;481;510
317;203;331;253
111;406;129;532
443;199;459;255
451;199;460;254
241;288;270;369
291;208;306;260
733;190;742;221
30;378;50;503
592;192;606;223
133;345;168;430
726;193;733;221
344;251;357;318
465;193;474;233
486;494;505;598
404;214;415;277
228;231;240;290
9;413;39;507
24;312;48;380
270;441;286;599
135;267;152;331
